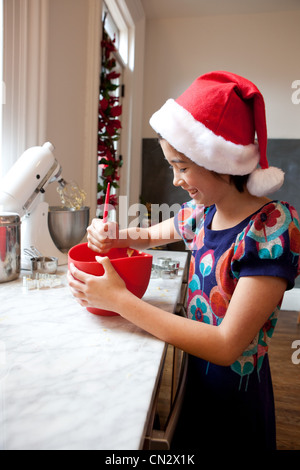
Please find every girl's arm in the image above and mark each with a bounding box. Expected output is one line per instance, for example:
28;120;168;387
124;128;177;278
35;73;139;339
87;217;180;253
68;257;287;367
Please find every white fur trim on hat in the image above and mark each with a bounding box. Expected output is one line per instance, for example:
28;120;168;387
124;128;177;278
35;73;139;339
247;167;285;197
149;98;260;175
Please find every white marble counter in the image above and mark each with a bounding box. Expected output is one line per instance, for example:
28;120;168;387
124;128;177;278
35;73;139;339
0;250;188;450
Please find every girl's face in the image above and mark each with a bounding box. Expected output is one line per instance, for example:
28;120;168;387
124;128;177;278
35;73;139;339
160;139;228;206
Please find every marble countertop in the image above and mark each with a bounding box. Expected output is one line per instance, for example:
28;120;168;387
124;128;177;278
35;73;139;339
0;250;188;450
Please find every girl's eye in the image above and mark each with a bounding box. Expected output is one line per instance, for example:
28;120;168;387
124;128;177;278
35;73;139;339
168;165;187;173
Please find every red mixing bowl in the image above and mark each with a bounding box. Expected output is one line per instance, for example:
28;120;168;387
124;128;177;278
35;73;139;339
68;243;153;316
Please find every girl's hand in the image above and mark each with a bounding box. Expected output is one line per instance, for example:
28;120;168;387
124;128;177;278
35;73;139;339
87;218;119;254
67;256;127;312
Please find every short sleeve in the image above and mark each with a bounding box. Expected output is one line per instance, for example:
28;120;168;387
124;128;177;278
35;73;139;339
232;202;300;290
174;201;206;250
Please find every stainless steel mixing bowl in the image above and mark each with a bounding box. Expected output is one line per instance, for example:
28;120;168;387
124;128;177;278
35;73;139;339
48;206;90;252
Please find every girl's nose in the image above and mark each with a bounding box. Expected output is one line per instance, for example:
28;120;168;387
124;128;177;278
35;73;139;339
173;173;185;187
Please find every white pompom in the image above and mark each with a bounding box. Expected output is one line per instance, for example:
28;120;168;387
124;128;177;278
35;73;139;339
247;167;285;197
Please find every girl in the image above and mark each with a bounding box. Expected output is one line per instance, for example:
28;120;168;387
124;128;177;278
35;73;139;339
68;71;300;450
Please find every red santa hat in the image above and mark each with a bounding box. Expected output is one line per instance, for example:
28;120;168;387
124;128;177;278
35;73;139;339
149;71;284;197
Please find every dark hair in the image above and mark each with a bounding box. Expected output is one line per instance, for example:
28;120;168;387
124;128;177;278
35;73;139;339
229;174;249;193
211;172;249;193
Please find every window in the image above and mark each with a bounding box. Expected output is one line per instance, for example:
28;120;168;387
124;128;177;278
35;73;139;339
103;0;129;66
97;1;127;217
103;2;120;49
97;0;146;228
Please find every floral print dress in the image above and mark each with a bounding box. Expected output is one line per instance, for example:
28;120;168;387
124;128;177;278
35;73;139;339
171;201;300;450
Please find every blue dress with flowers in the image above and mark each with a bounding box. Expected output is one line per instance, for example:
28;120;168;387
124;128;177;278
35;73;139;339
172;200;300;450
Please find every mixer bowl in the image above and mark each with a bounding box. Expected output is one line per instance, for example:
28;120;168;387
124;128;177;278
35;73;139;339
68;243;153;316
48;206;90;252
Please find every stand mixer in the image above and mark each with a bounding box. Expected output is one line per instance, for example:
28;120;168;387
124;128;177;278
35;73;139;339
0;142;89;270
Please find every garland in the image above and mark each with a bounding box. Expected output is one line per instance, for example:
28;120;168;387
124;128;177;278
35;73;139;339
98;17;123;214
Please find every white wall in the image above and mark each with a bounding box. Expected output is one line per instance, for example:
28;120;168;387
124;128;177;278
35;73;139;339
45;0;92;208
142;10;300;139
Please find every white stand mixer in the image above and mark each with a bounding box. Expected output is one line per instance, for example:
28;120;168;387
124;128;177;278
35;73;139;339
0;142;68;269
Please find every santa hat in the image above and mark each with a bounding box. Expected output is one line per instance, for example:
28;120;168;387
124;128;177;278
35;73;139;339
149;71;284;197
